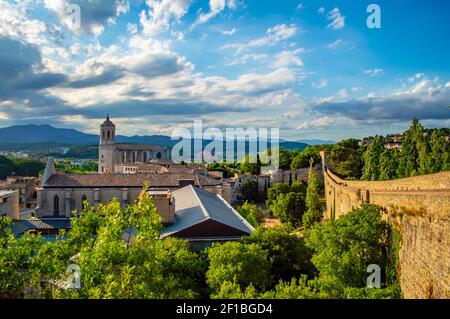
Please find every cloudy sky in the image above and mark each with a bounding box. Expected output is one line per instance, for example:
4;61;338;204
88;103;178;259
0;0;449;141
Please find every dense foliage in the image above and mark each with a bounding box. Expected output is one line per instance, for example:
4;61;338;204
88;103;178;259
210;205;400;299
328;139;363;180
55;160;98;175
266;181;306;227
361;119;450;180
236;202;265;227
302;161;323;229
0;156;45;179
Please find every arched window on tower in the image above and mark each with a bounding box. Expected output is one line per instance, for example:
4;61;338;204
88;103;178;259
107;130;110;139
102;130;105;139
53;195;60;216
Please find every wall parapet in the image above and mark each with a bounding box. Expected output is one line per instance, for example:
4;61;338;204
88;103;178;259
321;166;450;299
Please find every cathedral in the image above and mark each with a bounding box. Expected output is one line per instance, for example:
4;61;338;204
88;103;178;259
98;115;170;174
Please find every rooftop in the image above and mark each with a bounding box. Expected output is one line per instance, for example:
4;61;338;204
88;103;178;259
0;190;17;197
161;185;254;238
43;172;222;188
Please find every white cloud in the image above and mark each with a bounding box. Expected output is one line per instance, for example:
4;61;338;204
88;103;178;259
272;49;304;68
318;7;325;14
312;79;327;89
224;24;298;52
227;54;268;66
297;116;333;129
326;8;345;30
44;0;130;34
127;23;138;34
326;39;343;49
171;30;185;40
364;68;384;77
140;0;191;36
416;73;425;79
221;28;237;35
352;86;363;92
296;3;306;10
192;0;237;28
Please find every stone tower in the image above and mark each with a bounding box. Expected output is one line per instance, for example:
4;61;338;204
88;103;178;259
98;114;116;174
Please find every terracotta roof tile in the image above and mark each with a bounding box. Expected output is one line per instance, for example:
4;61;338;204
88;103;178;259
43;173;220;188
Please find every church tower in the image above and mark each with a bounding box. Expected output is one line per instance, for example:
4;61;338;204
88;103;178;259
98;114;116;174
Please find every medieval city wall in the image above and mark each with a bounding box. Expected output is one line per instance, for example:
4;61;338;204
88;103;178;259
323;169;450;298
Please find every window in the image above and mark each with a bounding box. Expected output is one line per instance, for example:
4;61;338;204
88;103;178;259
107;130;110;139
102;131;105;139
53;195;59;216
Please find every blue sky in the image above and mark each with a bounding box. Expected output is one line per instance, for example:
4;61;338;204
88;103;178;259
0;0;449;141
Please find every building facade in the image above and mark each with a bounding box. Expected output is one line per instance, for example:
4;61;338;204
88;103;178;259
0;190;19;220
98;115;170;174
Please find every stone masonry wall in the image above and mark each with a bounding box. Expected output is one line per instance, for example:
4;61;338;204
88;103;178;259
322;168;450;298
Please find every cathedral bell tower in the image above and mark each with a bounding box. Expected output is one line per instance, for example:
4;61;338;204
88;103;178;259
98;114;116;174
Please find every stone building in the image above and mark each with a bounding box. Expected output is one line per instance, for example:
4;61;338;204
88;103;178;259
0;176;38;211
98;115;170;174
0;190;19;219
36;157;233;218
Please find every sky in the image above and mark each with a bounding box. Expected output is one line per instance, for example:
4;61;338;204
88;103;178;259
0;0;449;141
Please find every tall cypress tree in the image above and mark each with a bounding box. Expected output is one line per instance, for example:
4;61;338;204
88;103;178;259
379;149;398;180
302;158;323;229
361;136;385;180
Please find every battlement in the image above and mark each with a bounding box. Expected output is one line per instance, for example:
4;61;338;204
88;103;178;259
321;167;450;298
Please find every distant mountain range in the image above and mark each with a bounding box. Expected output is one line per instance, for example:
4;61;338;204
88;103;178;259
0;124;333;151
296;139;336;145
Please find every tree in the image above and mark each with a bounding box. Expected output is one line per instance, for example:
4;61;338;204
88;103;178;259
206;242;271;294
237;202;265;227
0;189;208;299
378;149;398;180
328;139;363;179
240;154;261;175
243;226;316;282
428;130;450;173
361;136;385;180
240;180;261;203
291;147;321;170
278;148;293;170
397;118;423;177
265;183;291;208
302;160;323;229
269;192;306;227
305;205;389;297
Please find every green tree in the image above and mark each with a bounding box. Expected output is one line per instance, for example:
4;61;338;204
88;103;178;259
269;192;306;227
361;136;385;180
291;147;321;170
237;202;265;227
302;160;323;229
243;226;316;282
397;118;423;177
305;205;389;297
240;180;261;203
378;149;398;180
265;183;291;208
206;242;271;294
328;139;363;179
240;154;261;175
278;148;293;170
0;189;207;299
